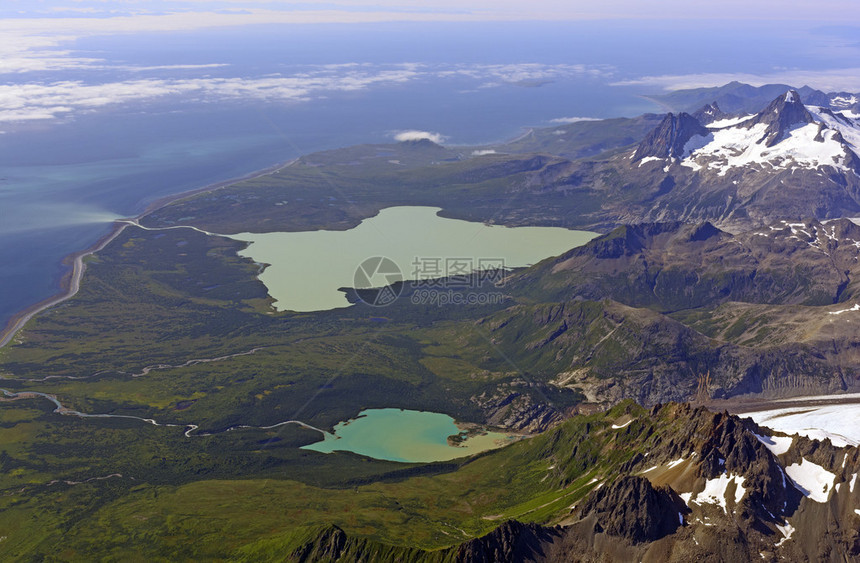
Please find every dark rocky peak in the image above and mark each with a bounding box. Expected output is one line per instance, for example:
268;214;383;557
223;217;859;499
654;404;802;522
831;129;848;145
577;475;688;543
796;85;831;106
843;145;860;173
455;520;562;562
686;221;723;242
695;410;773;477
744;89;816;147
692;101;727;125
569;222;682;259
632;112;709;161
289;526;350;561
813;120;829;142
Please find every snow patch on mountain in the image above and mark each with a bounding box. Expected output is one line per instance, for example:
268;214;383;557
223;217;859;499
752;432;793;455
831;95;858;108
829;303;860;315
687;473;746;513
775;522;795;546
785;458;836;503
708;115;752;128
666;457;686;468
809;106;860;148
637;156;664;167
682;120;852;176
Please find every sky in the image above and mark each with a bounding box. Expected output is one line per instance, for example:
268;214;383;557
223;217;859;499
1;1;858;23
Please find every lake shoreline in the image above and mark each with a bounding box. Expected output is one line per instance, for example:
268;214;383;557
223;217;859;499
301;407;520;463
0;158;297;349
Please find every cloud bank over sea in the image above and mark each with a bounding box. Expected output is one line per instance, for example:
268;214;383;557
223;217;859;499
0;61;614;126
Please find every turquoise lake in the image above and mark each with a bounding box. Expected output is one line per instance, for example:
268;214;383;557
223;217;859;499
302;408;517;463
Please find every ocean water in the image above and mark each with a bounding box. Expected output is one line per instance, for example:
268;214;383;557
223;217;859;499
1;20;855;330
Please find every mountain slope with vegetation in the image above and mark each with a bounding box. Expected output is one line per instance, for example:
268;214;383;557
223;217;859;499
6;82;860;560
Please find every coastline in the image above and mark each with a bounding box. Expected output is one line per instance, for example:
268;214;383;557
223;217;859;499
637;94;674;113
0;158;297;350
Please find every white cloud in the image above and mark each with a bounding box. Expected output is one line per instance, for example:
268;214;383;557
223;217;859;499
121;63;230;72
0;34;100;74
439;63;613;86
0;66;422;123
394;130;446;143
549;116;603;124
471;149;496;155
0;61;612;125
613;68;860;93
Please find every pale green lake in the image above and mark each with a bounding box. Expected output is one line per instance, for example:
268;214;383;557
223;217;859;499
229;206;598;311
302;408;517;463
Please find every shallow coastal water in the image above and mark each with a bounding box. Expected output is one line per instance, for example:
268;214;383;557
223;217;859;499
228;206;598;311
301;408;516;462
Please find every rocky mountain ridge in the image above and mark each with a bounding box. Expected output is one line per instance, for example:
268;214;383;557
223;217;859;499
531;88;860;232
647;81;860;115
631;112;710;161
441;218;860;407
285;403;860;562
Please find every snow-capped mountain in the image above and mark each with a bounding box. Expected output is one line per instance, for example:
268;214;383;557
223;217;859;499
594;89;860;231
632;89;860;176
677;90;860;176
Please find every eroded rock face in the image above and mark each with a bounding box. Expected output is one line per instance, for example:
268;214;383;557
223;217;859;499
577;475;688;543
692;102;727;125
632;112;710;161
290;526;349;562
472;383;567;433
455;520;563;563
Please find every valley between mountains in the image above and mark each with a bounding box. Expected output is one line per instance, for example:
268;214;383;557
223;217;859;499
3;83;860;560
